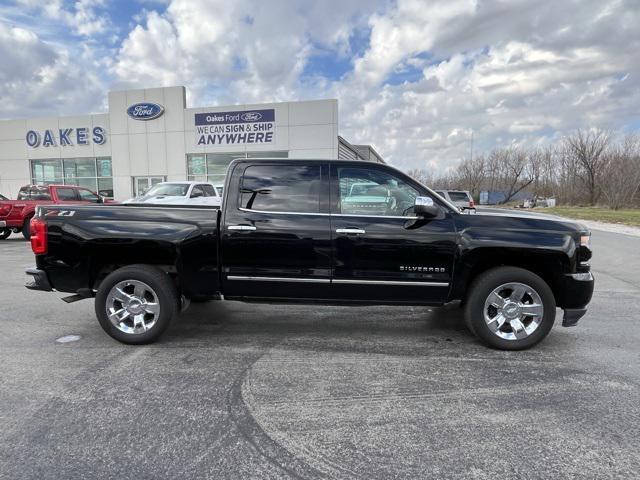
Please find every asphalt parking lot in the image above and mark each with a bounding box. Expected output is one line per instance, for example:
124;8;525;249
1;230;638;479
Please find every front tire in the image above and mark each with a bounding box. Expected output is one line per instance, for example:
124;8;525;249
95;265;178;344
464;267;556;350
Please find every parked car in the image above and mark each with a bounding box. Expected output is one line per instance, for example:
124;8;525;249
25;158;593;350
0;193;9;239
0;184;111;240
435;190;475;210
124;181;221;206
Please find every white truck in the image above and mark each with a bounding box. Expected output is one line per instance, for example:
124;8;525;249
124;181;222;206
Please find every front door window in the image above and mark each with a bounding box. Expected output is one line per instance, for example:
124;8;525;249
337;167;420;217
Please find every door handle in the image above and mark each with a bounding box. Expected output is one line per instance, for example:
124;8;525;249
336;228;366;235
227;225;257;231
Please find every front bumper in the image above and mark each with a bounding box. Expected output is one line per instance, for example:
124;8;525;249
560;272;594;327
0;220;6;228
25;267;53;292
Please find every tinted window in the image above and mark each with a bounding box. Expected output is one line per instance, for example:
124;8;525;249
338;167;420;216
201;185;217;197
191;186;205;198
30;186;52;200
241;165;321;213
18;187;30;200
56;188;77;201
78;189;99;202
448;192;471;202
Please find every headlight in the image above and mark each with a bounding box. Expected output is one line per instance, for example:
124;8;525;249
580;233;591;250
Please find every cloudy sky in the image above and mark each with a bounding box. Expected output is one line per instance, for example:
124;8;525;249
1;0;639;172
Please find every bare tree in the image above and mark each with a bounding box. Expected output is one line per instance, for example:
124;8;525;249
563;129;611;205
455;155;486;200
598;134;640;210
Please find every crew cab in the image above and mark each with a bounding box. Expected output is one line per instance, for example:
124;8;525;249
0;184;111;240
124;181;222;206
25;159;594;350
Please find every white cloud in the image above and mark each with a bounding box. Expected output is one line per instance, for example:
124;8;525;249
2;0;640;173
0;22;106;118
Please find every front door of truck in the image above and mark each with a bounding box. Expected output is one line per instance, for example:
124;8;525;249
330;164;457;304
221;162;332;299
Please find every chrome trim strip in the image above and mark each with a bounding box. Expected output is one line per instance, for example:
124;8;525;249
336;228;366;234
227;275;330;283
333;279;449;287
239;207;329;216
239;207;419;220
332;213;420;220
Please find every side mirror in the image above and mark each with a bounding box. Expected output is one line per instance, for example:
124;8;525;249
414;196;440;218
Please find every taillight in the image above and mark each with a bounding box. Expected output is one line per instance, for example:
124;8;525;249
30;217;48;255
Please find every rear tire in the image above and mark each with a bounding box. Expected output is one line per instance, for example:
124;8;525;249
464;267;556;350
95;265;178;344
0;229;10;240
22;218;32;240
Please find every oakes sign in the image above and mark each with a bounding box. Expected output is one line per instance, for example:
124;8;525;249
127;102;164;121
195;109;275;146
26;127;106;148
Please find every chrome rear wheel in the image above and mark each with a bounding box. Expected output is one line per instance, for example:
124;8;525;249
106;280;160;335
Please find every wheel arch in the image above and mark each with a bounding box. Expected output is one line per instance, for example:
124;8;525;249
453;247;569;306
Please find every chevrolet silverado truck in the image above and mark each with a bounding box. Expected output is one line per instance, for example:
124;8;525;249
0;184;111;240
25;158;594;350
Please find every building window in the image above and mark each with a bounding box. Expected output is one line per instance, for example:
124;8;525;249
30;157;113;198
187;151;288;187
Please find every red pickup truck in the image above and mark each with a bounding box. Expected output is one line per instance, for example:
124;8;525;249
0;185;110;240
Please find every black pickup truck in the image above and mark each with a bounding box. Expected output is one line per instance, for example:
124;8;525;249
25;158;594;350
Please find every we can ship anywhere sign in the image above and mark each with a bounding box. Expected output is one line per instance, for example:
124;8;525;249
195;109;275;145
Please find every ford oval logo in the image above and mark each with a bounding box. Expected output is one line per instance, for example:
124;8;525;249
240;111;262;122
127;102;164;121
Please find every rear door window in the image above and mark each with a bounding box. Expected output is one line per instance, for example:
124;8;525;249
30;187;52;200
17;187;30;200
241;165;321;213
56;188;78;201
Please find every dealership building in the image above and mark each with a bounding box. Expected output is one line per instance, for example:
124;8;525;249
0;86;383;200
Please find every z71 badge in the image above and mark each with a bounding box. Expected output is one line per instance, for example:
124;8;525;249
400;265;445;273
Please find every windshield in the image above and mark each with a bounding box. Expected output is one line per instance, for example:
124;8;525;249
144;183;189;197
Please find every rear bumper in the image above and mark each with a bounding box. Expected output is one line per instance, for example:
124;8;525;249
25;267;53;292
560;272;594;327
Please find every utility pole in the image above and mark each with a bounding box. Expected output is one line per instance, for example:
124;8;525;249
470;128;474;162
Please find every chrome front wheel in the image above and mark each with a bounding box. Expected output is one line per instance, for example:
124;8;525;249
483;282;544;341
465;267;556;350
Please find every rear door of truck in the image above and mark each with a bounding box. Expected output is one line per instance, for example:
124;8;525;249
220;160;332;300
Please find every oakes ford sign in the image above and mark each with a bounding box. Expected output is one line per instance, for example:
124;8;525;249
195;109;275;145
127;102;164;121
26;127;106;147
